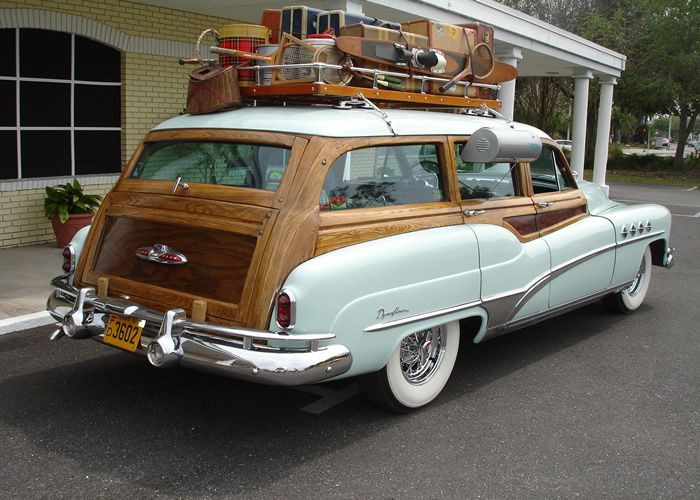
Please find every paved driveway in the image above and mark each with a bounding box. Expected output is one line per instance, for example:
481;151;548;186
0;183;697;498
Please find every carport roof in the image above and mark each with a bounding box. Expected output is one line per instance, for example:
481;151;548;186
135;0;625;78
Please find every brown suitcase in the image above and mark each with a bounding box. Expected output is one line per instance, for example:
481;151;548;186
261;9;282;44
401;20;476;55
339;24;428;91
459;22;494;53
339;24;428;46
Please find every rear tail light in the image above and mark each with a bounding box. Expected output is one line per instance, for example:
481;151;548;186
61;245;76;274
276;290;295;329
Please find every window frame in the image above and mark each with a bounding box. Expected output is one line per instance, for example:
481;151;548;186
318;137;453;212
528;142;578;195
0;28;122;180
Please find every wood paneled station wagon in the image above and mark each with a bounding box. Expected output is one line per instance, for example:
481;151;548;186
47;16;675;412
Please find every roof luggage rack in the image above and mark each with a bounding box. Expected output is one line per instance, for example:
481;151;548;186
181;17;513;114
238;61;502;109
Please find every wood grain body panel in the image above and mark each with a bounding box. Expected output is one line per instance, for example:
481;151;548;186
118;179;277;207
504;214;538;235
243;137;331;329
81;274;241;324
93;216;257;305
316;209;464;255
105;205;263;237
143;129;299;147
537;205;587;231
532;189;589;236
106;192;273;225
461;196;539;242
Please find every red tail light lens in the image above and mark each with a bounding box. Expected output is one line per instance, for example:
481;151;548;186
276;292;292;329
61;245;75;274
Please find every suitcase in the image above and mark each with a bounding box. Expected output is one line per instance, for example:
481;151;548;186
402;20;482;96
402;20;476;53
261;9;282;44
317;10;401;35
459;22;494;53
281;5;323;38
339;24;429;92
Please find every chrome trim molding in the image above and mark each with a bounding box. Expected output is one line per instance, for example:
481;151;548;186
47;277;352;386
479;282;635;342
135;243;188;265
617;229;664;248
364;300;482;332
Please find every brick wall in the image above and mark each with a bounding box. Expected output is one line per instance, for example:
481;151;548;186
122;53;190;162
0;1;239;248
0;184;112;247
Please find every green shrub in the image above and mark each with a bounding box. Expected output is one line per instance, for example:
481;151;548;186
44;179;102;224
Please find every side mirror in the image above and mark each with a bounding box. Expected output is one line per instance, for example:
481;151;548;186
461;127;543;163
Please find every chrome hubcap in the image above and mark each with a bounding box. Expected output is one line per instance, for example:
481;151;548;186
626;255;647;297
400;325;446;385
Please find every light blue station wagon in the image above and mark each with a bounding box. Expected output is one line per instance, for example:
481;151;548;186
48;102;674;412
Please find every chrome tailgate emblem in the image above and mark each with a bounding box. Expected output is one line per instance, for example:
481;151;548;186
135;244;188;265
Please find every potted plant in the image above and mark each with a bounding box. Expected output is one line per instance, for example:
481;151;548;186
44;179;102;247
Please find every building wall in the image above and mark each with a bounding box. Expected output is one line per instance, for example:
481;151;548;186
0;0;238;248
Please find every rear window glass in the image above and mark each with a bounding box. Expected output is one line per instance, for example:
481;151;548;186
130;141;291;191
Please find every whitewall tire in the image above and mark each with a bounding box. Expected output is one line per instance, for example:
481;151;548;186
358;321;460;412
604;246;652;314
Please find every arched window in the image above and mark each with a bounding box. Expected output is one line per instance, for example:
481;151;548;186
0;28;121;180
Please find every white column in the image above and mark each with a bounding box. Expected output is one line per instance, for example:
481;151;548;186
495;47;522;121
592;76;617;194
570;70;592;182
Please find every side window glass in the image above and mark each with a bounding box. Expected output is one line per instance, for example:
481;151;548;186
455;143;516;200
530;146;572;193
320;144;444;210
554;153;572;190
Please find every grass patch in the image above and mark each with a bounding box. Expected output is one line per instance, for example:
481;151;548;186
581;150;700;186
583;169;700;187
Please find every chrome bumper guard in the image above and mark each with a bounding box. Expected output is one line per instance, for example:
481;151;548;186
665;247;675;269
47;276;352;386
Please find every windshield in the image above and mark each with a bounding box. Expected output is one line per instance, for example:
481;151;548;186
130;141;292;192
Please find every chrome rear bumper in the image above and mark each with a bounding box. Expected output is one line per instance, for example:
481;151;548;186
47;276;352;386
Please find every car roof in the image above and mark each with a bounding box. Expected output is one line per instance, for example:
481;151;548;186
152;106;551;139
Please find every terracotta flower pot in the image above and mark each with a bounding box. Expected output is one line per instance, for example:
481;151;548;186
51;212;94;248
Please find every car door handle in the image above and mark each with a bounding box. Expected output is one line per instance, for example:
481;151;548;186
465;209;485;217
536;201;554;208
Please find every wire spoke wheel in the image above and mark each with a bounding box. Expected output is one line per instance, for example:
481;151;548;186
358;321;460;412
399;326;445;385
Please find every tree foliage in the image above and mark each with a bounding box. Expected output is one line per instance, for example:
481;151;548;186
583;0;700;167
498;0;700;168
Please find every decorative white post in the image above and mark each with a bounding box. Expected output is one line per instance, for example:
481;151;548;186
592;76;617;195
571;70;592;182
496;47;522;121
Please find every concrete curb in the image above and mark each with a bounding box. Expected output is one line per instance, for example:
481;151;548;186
0;311;55;336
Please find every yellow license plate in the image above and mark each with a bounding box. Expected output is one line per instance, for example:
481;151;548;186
104;315;145;352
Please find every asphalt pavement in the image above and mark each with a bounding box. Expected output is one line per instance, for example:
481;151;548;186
0;183;697;498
